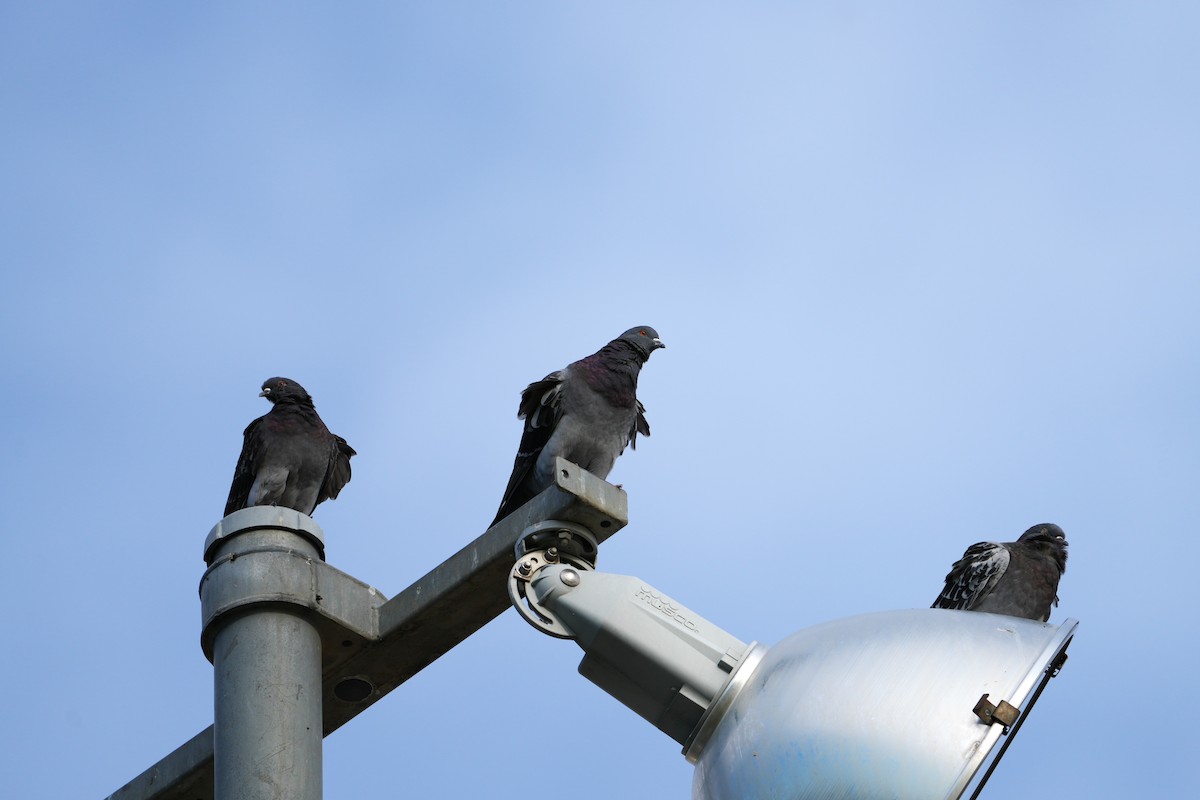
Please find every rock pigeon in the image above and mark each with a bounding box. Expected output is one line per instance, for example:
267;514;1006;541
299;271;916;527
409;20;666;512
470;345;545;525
492;326;666;526
224;377;356;517
931;523;1068;622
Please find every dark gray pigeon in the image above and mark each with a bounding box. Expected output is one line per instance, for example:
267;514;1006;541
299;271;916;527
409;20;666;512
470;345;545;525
931;523;1068;622
492;326;665;526
224;377;356;517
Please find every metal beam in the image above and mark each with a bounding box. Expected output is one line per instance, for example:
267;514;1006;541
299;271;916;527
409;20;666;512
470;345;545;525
104;460;627;800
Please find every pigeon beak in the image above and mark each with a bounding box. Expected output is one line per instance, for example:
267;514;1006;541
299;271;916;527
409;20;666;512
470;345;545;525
652;338;666;350
259;389;270;398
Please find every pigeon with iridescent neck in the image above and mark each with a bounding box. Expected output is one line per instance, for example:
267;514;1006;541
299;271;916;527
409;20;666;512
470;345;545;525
492;327;665;526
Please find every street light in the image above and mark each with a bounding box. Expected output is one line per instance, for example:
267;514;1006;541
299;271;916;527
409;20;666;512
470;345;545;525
106;460;1075;800
509;522;1076;800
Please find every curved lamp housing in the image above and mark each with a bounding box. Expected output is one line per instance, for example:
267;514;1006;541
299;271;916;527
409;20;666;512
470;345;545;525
691;609;1077;800
517;558;1076;800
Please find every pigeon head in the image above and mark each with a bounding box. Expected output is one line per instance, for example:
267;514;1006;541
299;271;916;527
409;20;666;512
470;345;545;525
259;377;312;405
617;326;666;359
1018;523;1067;545
1019;523;1069;567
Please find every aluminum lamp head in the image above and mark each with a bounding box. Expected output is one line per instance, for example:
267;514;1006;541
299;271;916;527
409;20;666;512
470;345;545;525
691;609;1077;800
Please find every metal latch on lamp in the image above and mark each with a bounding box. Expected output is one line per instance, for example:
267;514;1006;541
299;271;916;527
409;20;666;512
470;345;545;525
973;693;1020;730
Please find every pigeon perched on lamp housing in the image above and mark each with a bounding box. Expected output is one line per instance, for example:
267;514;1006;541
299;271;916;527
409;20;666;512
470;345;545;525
932;523;1068;622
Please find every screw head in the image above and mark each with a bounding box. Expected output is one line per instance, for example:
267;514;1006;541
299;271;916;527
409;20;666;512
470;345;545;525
560;569;580;587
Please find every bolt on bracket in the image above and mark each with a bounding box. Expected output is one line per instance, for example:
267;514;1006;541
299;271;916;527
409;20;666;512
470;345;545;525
973;693;1020;732
514;519;599;567
508;520;600;639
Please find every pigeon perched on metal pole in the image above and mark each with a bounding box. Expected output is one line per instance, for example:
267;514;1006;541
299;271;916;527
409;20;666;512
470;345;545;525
492;326;665;526
931;523;1068;622
224;377;356;517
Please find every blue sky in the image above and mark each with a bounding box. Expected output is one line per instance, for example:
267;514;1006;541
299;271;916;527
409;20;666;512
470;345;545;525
2;3;1196;798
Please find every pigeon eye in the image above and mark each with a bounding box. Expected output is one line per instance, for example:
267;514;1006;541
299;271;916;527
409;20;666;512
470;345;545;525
639;329;647;336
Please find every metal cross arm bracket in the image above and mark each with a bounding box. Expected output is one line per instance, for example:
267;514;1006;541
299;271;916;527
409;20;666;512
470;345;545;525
106;458;628;800
197;507;388;800
200;506;386;664
511;559;763;749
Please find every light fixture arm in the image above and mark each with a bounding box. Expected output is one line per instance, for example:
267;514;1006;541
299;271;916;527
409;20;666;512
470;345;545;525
514;556;761;749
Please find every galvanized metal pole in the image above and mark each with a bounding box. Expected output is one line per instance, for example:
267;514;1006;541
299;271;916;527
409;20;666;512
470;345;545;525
108;460;629;800
200;508;327;800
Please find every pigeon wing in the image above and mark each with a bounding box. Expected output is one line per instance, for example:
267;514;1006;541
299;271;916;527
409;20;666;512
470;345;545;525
932;541;1011;611
493;371;564;524
628;399;651;450
224;417;264;516
318;434;357;505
